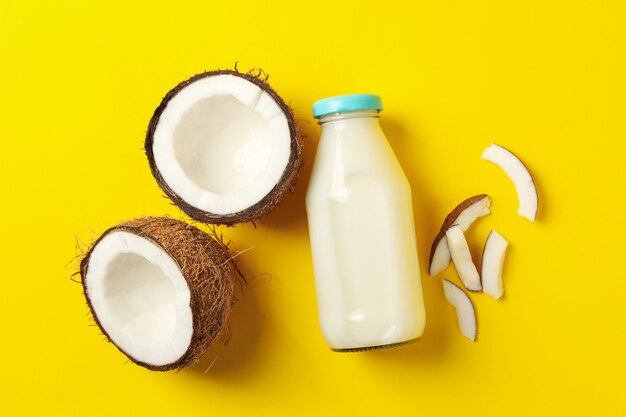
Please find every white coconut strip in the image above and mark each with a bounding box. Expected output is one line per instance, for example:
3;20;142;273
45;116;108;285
481;230;509;299
481;144;538;221
443;279;477;341
429;239;451;277
446;225;482;291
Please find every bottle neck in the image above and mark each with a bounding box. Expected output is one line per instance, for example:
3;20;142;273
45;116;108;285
318;109;381;125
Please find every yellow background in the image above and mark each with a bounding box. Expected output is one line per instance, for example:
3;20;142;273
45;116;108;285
1;1;625;415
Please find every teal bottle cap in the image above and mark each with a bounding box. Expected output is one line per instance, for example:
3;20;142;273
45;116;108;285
312;94;383;118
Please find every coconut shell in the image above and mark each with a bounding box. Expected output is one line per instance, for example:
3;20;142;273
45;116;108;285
145;69;303;225
80;217;238;371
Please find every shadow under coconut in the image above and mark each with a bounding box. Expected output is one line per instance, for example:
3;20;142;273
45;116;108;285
188;256;264;378
258;108;318;234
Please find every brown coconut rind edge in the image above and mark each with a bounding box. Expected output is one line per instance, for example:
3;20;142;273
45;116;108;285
145;69;304;226
79;217;237;371
428;194;488;270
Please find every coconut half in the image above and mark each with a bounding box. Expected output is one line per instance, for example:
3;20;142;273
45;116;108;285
481;230;509;299
146;70;303;225
80;217;237;371
429;195;491;276
482;144;538;221
443;279;477;341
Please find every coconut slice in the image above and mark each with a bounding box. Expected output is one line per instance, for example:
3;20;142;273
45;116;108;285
446;225;482;291
481;144;538;221
443;279;477;341
146;70;303;225
80;217;237;371
481;230;509;299
429;195;491;276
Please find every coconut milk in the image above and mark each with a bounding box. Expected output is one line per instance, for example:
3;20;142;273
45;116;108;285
306;95;426;351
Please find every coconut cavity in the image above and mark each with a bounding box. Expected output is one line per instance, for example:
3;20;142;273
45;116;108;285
146;70;303;225
80;217;237;371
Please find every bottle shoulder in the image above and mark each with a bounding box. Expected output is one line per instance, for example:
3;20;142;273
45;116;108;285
307;126;412;201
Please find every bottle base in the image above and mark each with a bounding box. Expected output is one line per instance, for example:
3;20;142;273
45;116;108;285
330;337;420;353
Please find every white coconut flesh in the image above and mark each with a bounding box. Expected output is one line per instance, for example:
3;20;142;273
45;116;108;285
482;144;538;221
429;196;491;276
446;225;482;292
443;279;477;341
152;74;292;215
85;231;193;367
481;230;509;299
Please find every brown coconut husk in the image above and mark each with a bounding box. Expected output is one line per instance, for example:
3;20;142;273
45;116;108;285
145;69;304;225
80;217;238;371
428;194;488;271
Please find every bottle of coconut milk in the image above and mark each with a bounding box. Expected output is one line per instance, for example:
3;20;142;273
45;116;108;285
306;94;426;351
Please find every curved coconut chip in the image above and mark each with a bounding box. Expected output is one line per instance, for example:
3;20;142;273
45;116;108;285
481;144;538;222
443;279;477;341
481;230;509;300
446;225;482;292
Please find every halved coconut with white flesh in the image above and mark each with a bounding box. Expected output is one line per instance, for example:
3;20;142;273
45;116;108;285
429;195;491;276
482;144;538;222
481;230;509;299
146;70;303;225
446;225;482;292
80;217;237;371
443;279;477;341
